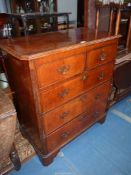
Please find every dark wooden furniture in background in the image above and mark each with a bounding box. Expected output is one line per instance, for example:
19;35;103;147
0;88;21;174
0;13;9;27
9;0;59;36
9;0;89;36
11;12;71;36
76;0;88;28
95;3;131;51
112;5;131;103
95;3;131;104
0;28;120;165
10;0;57;13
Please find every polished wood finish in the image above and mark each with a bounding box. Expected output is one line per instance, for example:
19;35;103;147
86;44;117;69
35;52;86;88
42;81;111;135
0;28;120;166
40;63;114;112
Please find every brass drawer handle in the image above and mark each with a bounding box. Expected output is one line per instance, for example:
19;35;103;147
57;65;70;74
97;72;105;81
59;111;69;119
100;52;107;61
61;131;70;138
58;89;69;98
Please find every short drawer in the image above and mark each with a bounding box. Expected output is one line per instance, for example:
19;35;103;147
46;108;105;152
42;81;111;135
35;53;86;88
86;44;117;69
40;63;114;113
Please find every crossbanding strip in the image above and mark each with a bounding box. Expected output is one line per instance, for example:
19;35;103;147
111;109;131;123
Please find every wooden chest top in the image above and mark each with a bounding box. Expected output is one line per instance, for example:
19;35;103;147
0;28;120;60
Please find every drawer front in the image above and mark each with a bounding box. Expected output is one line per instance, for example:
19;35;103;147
46;111;93;152
42;81;111;135
40;63;113;112
35;53;86;88
46;104;106;152
86;44;117;69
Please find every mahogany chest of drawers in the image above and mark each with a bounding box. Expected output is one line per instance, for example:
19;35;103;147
0;28;120;166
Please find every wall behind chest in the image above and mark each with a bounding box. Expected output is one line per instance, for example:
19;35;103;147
0;0;11;13
0;0;7;13
57;0;78;25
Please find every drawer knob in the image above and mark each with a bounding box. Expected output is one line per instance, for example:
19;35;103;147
60;111;69;119
58;89;69;98
100;52;107;61
57;65;70;74
81;73;88;81
61;131;70;138
97;72;105;81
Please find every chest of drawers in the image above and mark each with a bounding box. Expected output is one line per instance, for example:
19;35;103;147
0;28;120;166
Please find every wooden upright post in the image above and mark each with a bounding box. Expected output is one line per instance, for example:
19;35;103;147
95;7;100;31
115;8;121;35
109;8;114;35
126;16;131;50
95;7;100;38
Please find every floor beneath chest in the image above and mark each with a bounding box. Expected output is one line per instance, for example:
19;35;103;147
9;95;131;175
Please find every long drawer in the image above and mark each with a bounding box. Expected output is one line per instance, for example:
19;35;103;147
42;81;111;135
39;62;114;113
46;109;104;152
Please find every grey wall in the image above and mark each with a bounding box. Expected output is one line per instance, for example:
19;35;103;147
0;0;11;13
57;0;77;26
0;0;7;13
